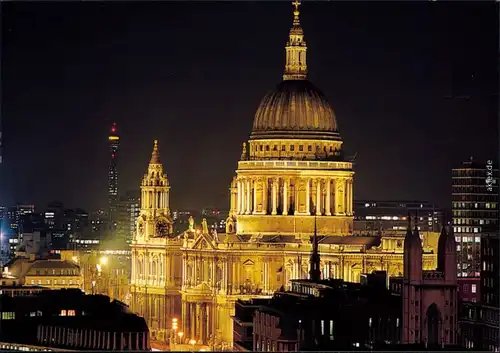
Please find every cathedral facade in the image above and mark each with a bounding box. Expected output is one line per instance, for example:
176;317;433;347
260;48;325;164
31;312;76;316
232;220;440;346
131;2;439;349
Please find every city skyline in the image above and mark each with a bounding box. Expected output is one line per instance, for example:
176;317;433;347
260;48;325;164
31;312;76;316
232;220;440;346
2;2;498;211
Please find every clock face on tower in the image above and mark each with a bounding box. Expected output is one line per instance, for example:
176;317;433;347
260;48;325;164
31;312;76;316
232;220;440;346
156;218;170;237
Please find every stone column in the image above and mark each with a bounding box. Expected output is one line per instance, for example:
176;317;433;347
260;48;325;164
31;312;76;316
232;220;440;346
197;303;203;343
263;178;268;214
315;179;322;215
264;262;269;293
283;178;289;216
346;179;351;215
344;179;348;216
246;179;251;214
253;178;258;214
325;178;331;216
349;179;353;215
230;179;237;214
293;179;299;215
272;178;278;215
190;303;196;340
237;180;242;214
306;178;311;215
182;301;187;334
335;178;345;215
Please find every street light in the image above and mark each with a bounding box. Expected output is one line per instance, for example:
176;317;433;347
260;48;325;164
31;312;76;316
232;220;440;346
190;339;196;348
178;331;184;344
172;318;178;344
99;256;108;266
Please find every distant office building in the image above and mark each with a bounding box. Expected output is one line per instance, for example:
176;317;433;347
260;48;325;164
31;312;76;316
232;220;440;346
6;204;35;234
354;200;443;233
108;123;120;220
452;158;498;303
172;210;200;234
0;289;150;351
115;191;140;246
201;207;228;232
458;223;499;350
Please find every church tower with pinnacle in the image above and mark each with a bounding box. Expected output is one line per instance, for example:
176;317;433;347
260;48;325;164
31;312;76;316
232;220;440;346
137;140;173;240
402;216;458;347
131;140;182;343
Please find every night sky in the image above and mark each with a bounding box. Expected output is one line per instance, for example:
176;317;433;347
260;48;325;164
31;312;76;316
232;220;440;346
1;1;498;212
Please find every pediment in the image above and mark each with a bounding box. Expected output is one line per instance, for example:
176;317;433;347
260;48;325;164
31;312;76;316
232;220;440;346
192;282;212;293
191;232;215;250
242;259;255;267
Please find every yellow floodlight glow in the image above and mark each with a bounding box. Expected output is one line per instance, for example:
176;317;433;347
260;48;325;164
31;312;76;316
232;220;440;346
99;256;108;265
108;136;120;141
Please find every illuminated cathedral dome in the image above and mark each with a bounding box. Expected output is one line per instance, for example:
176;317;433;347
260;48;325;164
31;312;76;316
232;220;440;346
250;80;339;140
250;1;340;141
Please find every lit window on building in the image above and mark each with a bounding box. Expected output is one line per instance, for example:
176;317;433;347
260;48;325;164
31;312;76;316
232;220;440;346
472;284;477;293
67;310;76;316
2;312;15;320
475;237;481;243
60;310;67;316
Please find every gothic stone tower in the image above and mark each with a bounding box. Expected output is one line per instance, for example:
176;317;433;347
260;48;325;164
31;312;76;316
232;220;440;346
131;140;182;342
402;219;458;346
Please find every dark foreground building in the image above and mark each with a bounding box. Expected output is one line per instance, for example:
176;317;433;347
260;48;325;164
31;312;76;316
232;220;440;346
0;289;150;351
234;275;401;351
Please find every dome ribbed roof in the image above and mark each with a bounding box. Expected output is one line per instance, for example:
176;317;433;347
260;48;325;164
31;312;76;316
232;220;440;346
250;80;340;140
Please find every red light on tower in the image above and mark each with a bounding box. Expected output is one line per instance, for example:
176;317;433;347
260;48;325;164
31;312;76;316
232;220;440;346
111;123;117;134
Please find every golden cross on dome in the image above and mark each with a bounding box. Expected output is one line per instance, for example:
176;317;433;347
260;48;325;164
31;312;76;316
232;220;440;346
292;0;301;13
292;0;300;12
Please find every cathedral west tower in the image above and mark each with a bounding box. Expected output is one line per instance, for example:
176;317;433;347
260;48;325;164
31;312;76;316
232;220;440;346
227;0;354;237
131;140;182;344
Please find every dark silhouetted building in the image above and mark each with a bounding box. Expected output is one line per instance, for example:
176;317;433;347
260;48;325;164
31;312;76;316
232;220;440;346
234;276;401;352
0;289;150;351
